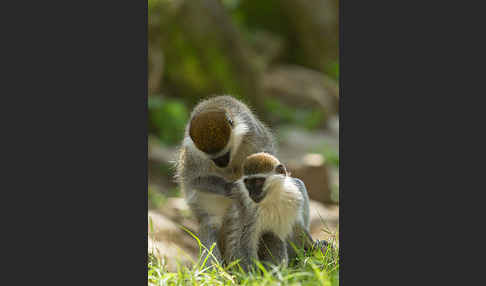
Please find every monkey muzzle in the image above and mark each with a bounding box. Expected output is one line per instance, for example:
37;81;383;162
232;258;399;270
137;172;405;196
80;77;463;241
212;151;230;168
244;177;266;203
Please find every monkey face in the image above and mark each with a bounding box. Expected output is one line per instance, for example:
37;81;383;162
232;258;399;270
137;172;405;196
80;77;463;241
212;150;231;168
244;177;267;203
242;153;289;202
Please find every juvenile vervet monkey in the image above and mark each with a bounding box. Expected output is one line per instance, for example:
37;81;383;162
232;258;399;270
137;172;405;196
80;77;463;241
219;153;313;271
175;96;276;264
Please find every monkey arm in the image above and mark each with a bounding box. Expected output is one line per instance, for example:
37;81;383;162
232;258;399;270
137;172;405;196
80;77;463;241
238;220;259;272
290;224;314;249
312;239;331;253
286;224;314;261
190;175;235;196
197;219;223;265
227;192;259;272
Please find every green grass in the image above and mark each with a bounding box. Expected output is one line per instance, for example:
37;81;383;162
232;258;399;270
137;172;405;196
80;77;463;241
148;230;339;286
148;96;189;146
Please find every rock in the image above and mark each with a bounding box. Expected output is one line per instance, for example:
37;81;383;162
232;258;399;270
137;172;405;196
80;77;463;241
287;153;333;204
277;128;339;156
148;236;196;272
263;64;339;117
148;210;198;261
276;128;339;204
158;197;189;218
148;210;180;240
159;198;199;232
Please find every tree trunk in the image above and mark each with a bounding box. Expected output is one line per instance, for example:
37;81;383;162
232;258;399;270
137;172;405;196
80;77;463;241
280;0;339;72
176;0;267;119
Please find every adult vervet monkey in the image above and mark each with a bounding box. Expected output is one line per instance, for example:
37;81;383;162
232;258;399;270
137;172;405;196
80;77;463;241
175;95;276;265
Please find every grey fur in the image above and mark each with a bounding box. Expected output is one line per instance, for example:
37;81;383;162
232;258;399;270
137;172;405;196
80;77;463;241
192;175;233;196
220;183;262;272
286;178;314;260
258;232;288;266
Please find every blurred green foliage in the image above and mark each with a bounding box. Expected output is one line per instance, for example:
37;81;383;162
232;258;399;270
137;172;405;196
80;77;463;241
162;27;241;102
231;0;290;36
325;61;340;80
148;96;189;145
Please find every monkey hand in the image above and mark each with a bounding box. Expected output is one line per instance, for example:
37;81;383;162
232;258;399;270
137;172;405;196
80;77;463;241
192;175;234;197
311;239;335;255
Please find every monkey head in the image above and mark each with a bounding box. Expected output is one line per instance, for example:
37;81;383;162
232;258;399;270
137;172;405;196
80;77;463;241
189;108;248;168
241;152;288;203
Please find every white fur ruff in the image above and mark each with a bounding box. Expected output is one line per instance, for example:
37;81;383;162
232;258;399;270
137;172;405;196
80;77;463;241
231;117;248;153
257;176;303;240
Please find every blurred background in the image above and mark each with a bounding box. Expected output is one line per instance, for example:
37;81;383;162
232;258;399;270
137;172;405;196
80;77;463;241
148;0;339;270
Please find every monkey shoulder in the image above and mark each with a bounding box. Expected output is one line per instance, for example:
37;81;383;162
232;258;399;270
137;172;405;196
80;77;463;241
291;178;308;194
290;177;311;228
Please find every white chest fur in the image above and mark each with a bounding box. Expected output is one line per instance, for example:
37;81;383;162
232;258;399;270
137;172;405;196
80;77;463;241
197;191;232;227
256;176;303;240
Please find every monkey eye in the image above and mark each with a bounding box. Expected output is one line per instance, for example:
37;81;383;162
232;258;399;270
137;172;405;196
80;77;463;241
275;164;287;175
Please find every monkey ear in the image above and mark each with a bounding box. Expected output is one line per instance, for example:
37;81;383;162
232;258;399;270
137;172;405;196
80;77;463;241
275;164;287;175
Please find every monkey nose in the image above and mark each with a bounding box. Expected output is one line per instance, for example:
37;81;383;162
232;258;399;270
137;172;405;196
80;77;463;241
212;151;230;168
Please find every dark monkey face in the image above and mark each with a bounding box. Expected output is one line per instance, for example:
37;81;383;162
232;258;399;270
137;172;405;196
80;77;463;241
244;177;267;203
212;150;231;168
